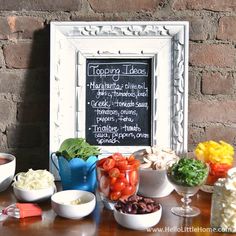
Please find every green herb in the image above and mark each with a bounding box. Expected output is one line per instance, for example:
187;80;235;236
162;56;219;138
56;138;100;161
168;158;208;187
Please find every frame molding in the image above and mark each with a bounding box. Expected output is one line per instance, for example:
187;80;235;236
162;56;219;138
50;21;189;178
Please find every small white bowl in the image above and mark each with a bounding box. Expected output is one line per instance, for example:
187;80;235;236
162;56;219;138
114;205;162;230
0;153;16;192
51;190;96;219
13;185;56;202
138;168;174;198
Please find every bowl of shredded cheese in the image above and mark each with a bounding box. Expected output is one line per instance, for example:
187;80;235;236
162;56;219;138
12;169;56;202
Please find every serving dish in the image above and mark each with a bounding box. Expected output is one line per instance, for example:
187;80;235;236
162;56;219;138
51;190;96;219
0;153;16;192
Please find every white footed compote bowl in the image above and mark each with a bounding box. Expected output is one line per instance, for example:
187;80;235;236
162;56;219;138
167;158;209;217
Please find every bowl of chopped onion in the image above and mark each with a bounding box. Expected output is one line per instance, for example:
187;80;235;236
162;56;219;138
12;169;56;202
51;190;96;219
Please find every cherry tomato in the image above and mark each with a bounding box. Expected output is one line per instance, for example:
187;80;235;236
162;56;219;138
115;160;128;170
121;185;136;196
112;152;124;161
128;154;135;162
128;159;140;169
109;191;121;201
118;173;125;179
129;170;138;186
112;180;125;191
118;173;129;185
103;158;115;171
97;158;106;167
109;177;117;185
109;167;120;178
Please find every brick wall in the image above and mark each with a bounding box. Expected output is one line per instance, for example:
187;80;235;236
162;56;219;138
0;0;235;171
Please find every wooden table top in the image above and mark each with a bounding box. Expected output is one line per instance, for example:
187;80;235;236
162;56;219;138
0;183;228;236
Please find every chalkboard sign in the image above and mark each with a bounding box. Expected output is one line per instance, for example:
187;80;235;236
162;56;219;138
86;59;151;146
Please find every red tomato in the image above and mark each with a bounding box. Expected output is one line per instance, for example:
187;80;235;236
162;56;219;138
97;158;106;167
108;168;120;178
109;177;117;185
128;154;135;162
112;180;126;191
118;173;125;179
128;159;140;169
121;185;136;196
118;176;129;185
115;160;128;170
109;191;121;201
103;158;115;171
129;170;138;186
112;152;124;161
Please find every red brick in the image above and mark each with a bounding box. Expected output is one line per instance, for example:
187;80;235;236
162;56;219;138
0;48;4;68
0;0;82;11
0;17;10;39
0;70;49;100
0;16;44;39
202;72;234;95
189;100;236;123
8;16;44;39
13;149;49;172
190;44;235;68
189;17;214;41
3;42;49;69
6;124;42;148
17;102;49;123
206;126;236;146
0;132;7;149
0;99;16;124
188;125;206;150
172;0;236;12
71;14;105;21
189;70;200;95
217;16;236;41
88;0;160;12
0;72;23;94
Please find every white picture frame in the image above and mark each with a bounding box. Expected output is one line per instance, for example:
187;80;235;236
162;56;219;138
50;21;189;178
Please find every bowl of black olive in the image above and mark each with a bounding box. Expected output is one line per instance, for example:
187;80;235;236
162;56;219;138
113;195;162;231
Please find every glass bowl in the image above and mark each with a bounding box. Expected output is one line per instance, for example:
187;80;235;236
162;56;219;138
96;165;139;210
167;159;209;217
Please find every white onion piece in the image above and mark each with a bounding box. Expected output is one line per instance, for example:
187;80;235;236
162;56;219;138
13;169;55;190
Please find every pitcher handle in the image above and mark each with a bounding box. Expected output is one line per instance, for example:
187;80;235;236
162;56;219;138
50;152;59;172
87;161;97;175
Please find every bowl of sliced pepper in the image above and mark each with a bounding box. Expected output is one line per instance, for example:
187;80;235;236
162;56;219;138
195;140;234;192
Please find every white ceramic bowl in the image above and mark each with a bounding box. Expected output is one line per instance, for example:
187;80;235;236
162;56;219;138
51;190;96;219
114;205;162;230
138;168;174;198
0;153;16;192
13;184;56;202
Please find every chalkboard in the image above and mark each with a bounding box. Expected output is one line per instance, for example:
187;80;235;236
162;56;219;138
85;59;151;146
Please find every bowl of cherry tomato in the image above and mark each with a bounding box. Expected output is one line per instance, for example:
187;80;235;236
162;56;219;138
96;153;140;210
